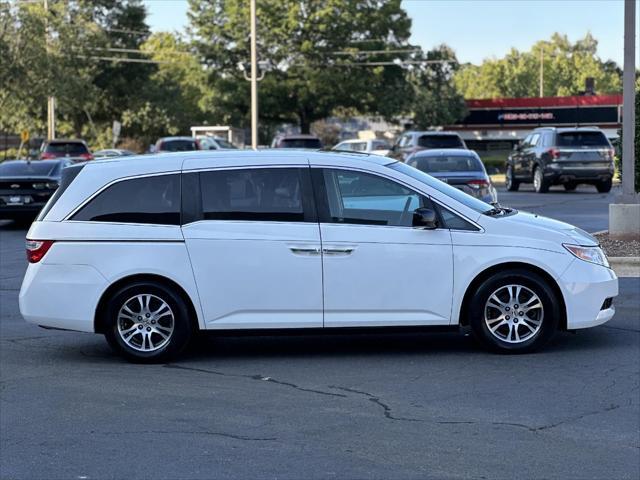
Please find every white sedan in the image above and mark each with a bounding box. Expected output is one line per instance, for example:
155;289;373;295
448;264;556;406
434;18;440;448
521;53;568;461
20;150;617;362
333;138;392;156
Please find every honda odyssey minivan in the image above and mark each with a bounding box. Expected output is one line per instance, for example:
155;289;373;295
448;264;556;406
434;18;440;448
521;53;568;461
20;151;617;362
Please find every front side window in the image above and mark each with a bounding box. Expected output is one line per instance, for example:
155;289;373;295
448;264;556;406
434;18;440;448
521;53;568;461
200;168;306;222
71;174;180;225
320;169;426;227
529;133;540;147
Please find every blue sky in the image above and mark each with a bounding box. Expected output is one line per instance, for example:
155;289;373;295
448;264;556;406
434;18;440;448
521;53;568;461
143;0;630;65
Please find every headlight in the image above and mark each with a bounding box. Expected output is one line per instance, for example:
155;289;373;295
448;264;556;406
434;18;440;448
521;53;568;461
563;244;610;268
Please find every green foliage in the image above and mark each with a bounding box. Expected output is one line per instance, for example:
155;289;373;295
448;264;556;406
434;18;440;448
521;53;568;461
188;0;416;133
455;33;621;99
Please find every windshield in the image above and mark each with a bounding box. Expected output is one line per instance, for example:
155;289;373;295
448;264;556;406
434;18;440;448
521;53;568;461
281;138;322;149
557;131;610;147
417;135;464;149
389;162;493;214
413;155;483;173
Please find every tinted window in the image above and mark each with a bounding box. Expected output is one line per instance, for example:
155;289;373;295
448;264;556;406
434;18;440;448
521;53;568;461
200;168;305;222
389;162;493;214
159;140;198;152
557;131;610;147
72;174;180;225
280;138;322;149
45;142;88;155
411;155;483;173
417;135;464;149
322;169;426;227
437;205;478;231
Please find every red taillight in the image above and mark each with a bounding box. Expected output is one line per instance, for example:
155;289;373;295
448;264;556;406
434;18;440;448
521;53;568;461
547;148;560;159
467;179;490;189
79;153;94;160
26;239;54;263
40;152;56;160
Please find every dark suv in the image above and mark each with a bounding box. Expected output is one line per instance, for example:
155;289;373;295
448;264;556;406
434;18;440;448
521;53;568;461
506;127;614;193
388;131;467;162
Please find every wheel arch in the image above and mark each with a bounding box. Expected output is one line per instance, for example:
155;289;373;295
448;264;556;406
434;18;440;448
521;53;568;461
458;261;567;330
94;273;201;334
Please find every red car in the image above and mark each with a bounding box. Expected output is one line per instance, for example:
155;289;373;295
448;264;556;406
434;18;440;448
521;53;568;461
40;139;93;161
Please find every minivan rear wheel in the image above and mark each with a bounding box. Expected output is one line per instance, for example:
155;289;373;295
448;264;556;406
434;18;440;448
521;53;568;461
103;281;192;363
468;269;560;353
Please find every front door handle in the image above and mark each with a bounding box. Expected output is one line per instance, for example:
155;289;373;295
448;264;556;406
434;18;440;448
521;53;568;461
322;246;356;256
289;245;321;256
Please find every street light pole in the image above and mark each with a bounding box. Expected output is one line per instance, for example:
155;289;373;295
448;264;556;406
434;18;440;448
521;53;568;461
621;0;636;198
44;0;55;140
250;0;258;149
539;49;543;98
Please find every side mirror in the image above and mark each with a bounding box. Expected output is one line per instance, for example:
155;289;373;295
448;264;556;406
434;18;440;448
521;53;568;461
412;207;438;229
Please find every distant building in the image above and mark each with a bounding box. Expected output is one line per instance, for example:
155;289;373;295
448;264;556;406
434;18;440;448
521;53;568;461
448;94;622;152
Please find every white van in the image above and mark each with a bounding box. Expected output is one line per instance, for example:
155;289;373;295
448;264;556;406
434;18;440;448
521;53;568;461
20;151;617;362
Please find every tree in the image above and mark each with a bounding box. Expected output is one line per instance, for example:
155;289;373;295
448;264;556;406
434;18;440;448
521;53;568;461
455;33;622;99
188;0;415;134
409;45;466;129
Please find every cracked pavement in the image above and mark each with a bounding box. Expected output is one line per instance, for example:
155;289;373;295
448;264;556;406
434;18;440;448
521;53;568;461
1;190;639;480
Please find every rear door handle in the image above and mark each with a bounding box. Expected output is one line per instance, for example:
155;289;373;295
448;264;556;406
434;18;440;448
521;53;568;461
288;245;321;256
322;246;356;256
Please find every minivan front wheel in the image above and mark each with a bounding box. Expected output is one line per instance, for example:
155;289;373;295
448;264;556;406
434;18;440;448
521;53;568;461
468;270;560;353
103;281;192;362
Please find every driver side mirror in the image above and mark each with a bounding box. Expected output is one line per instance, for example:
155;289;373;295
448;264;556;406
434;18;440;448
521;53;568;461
413;207;438;229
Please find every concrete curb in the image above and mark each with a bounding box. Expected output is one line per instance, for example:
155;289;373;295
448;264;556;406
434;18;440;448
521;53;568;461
609;256;640;278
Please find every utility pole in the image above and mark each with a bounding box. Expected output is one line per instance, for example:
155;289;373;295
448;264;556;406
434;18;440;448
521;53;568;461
609;0;639;237
44;0;55;140
539;49;543;98
250;0;258;149
621;0;636;199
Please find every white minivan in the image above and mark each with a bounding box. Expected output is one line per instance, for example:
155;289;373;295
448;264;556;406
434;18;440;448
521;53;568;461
19;151;617;362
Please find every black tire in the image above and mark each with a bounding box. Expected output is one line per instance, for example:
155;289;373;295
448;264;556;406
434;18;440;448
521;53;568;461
563;182;577;191
505;165;520;191
468;269;560;354
596;178;612;193
103;281;193;363
533;166;550;193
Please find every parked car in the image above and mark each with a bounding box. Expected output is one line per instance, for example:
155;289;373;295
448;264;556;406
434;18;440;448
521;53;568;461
197;136;237;150
155;137;201;152
506;127;615;193
93;149;136;158
333;138;392;156
20;151;617;362
271;134;322;149
389;131;467;161
40;139;93;161
406;149;497;204
0;158;73;221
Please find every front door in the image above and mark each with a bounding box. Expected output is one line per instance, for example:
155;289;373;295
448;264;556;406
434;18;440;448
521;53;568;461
182;165;323;329
313;167;454;327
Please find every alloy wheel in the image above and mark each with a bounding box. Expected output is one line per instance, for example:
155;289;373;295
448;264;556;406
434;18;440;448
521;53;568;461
484;284;543;344
117;294;175;352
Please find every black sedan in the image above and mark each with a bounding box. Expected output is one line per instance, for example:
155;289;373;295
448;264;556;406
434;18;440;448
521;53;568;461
406;149;498;204
0;158;73;221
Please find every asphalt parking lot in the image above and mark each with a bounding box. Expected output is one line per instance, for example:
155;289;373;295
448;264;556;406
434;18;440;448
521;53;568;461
1;187;638;480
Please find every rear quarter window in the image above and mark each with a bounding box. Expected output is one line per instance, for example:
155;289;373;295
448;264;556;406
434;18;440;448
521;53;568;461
71;174;180;225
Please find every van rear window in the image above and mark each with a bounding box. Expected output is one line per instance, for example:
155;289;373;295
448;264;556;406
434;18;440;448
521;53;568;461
557;132;610;147
36;163;85;221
